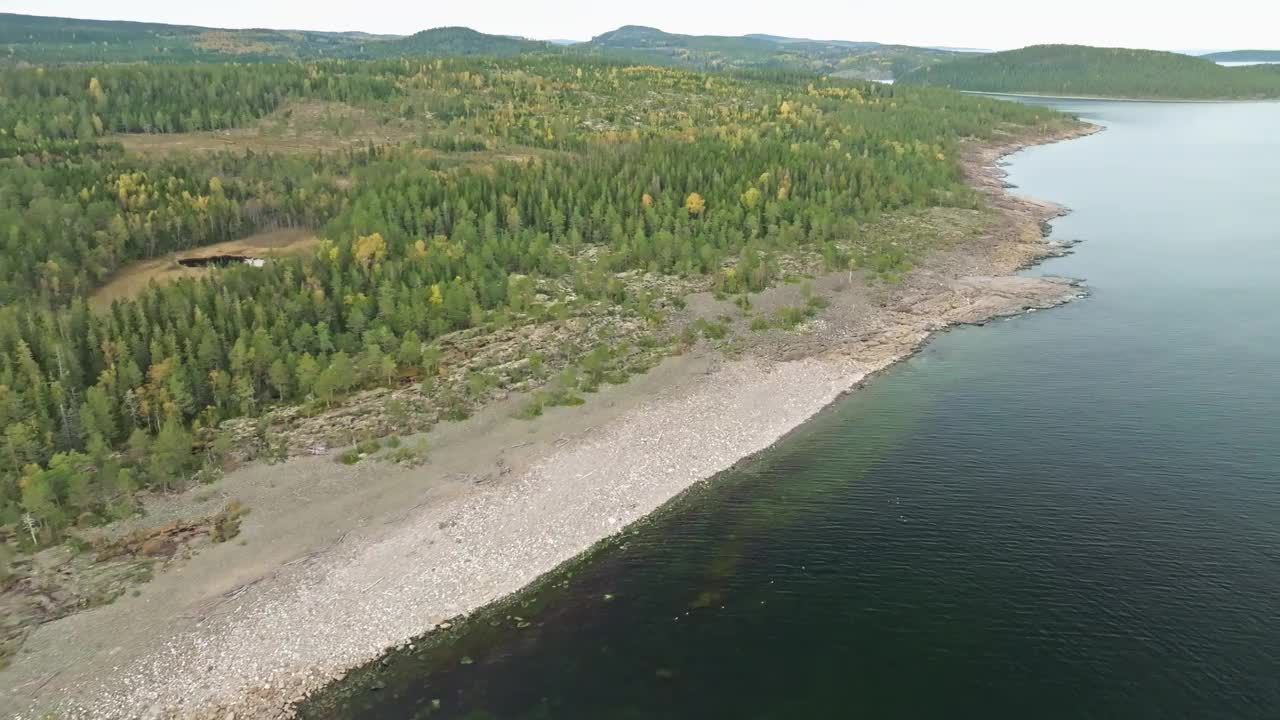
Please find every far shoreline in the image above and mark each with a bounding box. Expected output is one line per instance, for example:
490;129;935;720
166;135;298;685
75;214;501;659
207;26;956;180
962;89;1280;104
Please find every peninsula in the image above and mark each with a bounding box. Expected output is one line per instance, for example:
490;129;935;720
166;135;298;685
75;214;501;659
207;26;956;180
899;44;1280;100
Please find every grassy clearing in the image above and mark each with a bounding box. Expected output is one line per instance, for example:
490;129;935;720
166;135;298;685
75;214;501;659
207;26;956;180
112;99;560;167
114;100;419;156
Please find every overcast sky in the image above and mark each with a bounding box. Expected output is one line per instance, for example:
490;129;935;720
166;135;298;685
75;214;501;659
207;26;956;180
5;0;1278;51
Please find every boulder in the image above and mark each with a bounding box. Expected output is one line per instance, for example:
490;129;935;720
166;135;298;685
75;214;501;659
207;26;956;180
140;537;177;558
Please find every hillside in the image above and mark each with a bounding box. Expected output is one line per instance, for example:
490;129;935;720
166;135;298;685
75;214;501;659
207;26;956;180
0;13;547;63
588;25;776;54
1202;50;1280;63
579;25;962;80
899;44;1280;99
1;13;955;79
0;12;390;62
382;27;549;56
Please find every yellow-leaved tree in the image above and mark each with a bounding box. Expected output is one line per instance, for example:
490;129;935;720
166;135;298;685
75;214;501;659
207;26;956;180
354;232;387;266
87;77;106;105
684;192;706;216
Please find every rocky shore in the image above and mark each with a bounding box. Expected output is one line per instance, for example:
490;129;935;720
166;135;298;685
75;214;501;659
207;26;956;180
4;121;1100;720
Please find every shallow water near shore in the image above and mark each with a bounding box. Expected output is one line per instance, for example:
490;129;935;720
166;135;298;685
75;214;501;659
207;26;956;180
305;100;1280;718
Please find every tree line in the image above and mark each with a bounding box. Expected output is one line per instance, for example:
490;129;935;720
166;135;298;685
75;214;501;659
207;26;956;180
0;62;398;143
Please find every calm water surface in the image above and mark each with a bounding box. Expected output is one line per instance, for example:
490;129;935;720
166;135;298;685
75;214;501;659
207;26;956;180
305;100;1280;719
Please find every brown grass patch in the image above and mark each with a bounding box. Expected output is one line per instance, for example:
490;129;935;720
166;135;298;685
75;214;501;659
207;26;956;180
193;31;281;56
90;229;320;309
114;101;417;156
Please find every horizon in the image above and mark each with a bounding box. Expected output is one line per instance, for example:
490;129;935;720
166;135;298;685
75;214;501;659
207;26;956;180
4;1;1278;52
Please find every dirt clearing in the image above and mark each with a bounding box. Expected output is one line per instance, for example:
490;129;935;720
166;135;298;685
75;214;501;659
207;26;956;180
89;229;319;308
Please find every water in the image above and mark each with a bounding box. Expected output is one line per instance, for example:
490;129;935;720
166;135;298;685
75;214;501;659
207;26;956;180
303;100;1280;719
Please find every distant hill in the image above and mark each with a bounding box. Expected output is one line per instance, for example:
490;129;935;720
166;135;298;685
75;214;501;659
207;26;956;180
579;25;962;81
385;27;549;56
898;44;1280;99
1;12;955;80
587;25;781;55
927;46;991;53
743;33;879;50
1201;50;1280;63
0;12;548;63
0;12;391;62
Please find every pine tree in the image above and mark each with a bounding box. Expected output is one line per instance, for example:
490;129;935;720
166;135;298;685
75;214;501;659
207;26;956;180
148;418;192;492
268;359;292;400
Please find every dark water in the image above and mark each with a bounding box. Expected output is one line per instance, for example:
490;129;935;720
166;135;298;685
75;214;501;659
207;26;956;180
303;101;1280;719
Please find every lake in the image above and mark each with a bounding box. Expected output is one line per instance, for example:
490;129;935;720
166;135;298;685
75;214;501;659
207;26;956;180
302;99;1280;719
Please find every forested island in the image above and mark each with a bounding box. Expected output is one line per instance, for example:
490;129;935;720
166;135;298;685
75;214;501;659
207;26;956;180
899;44;1280;99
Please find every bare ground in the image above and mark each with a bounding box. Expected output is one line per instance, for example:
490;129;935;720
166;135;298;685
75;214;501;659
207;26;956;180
2;121;1101;719
89;229;319;309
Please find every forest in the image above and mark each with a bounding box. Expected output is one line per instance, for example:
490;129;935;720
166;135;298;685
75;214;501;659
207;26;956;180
899;44;1280;99
0;49;1068;548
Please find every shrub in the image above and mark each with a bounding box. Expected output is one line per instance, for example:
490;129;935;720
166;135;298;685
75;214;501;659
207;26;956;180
439;392;470;421
773;305;814;329
387;439;430;466
513;396;544;420
212;500;249;543
704;321;729;340
543;388;584;407
466;371;495;399
693;318;730;341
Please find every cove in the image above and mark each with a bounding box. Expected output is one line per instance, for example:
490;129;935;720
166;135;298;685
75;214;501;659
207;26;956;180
301;99;1280;719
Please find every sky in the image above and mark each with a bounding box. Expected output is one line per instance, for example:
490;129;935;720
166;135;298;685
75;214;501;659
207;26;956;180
4;0;1279;51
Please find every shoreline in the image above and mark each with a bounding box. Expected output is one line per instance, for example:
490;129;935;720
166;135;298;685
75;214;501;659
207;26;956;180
962;89;1280;104
4;120;1101;720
